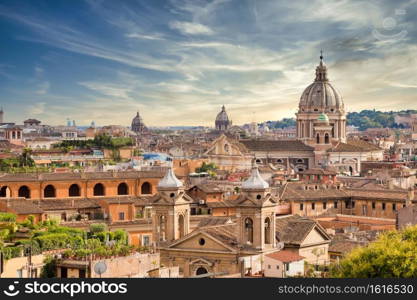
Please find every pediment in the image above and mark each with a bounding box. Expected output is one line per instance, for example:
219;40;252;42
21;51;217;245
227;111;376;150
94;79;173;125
189;258;214;266
167;231;237;253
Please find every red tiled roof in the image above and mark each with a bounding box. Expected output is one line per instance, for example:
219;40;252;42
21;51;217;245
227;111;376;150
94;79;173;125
266;250;304;263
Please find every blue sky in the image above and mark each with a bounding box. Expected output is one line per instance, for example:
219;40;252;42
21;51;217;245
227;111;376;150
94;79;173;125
0;0;416;126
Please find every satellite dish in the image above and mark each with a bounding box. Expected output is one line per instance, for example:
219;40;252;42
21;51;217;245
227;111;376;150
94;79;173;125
94;261;107;276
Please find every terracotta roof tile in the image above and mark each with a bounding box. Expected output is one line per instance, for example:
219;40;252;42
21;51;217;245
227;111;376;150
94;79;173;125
266;250;304;262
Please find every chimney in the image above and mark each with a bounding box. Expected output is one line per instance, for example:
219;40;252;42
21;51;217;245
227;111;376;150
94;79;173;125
406;187;414;206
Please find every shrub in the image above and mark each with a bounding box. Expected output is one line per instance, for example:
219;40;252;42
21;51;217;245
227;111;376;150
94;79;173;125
1;246;23;260
40;255;57;278
0;212;17;222
89;223;107;233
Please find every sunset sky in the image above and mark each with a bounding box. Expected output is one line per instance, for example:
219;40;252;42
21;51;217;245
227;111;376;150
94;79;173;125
0;0;416;127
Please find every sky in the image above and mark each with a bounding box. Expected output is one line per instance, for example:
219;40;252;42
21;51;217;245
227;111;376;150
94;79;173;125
0;0;417;127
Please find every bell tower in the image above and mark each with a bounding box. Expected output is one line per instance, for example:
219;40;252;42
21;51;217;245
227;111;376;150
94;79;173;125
152;167;191;244
235;165;277;251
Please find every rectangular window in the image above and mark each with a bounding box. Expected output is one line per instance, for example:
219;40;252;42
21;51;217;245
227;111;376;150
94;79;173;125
286;263;289;271
334;201;338;209
119;212;125;220
142;235;150;246
268;265;271;269
372;202;376;209
311;203;315;210
299;203;304;211
276;265;279;270
323;202;327;209
382;203;386;210
392;203;396;211
362;205;367;215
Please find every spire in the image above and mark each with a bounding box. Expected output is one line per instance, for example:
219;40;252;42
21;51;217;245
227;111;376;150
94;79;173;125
158;167;183;189
242;163;269;190
315;50;328;82
221;105;225;111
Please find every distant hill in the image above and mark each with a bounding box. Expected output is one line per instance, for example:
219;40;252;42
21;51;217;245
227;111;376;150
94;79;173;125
270;109;417;131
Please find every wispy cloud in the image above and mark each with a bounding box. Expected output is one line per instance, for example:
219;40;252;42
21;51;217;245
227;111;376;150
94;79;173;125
169;21;214;35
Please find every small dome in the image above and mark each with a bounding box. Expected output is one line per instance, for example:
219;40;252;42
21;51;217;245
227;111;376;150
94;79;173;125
317;113;329;123
216;105;229;122
131;111;147;133
132;111;143;125
158;167;183;189
242;165;269;190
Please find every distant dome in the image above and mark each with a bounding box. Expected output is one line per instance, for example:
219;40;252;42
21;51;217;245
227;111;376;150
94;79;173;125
216;105;229;122
131;111;147;133
242;165;269;190
299;54;344;113
215;105;231;131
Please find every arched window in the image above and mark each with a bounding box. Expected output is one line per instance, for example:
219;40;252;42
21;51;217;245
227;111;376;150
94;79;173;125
196;267;208;276
264;217;271;244
93;183;105;196
141;182;152;194
325;133;330;144
244;218;254;244
0;186;10;198
44;185;56;198
178;214;185;238
18;186;31;199
316;133;320;144
158;215;166;241
117;182;129;195
69;184;80;197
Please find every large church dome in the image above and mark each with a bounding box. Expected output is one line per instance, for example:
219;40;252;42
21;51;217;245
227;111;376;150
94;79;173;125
299;54;344;113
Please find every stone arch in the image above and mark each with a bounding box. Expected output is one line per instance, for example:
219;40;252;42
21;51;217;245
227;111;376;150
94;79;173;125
93;183;105;196
0;186;11;198
244;217;254;244
117;182;129;195
44;185;56;198
196;267;208;276
141;182;152;194
325;133;330;144
18;185;31;199
69;184;81;197
264;217;271;244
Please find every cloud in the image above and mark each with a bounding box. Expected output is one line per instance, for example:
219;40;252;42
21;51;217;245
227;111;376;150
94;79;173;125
169;21;214;35
125;33;165;40
30;102;46;115
35;81;50;95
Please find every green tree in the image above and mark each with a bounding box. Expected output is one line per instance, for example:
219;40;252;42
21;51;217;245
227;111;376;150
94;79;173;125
330;225;417;278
